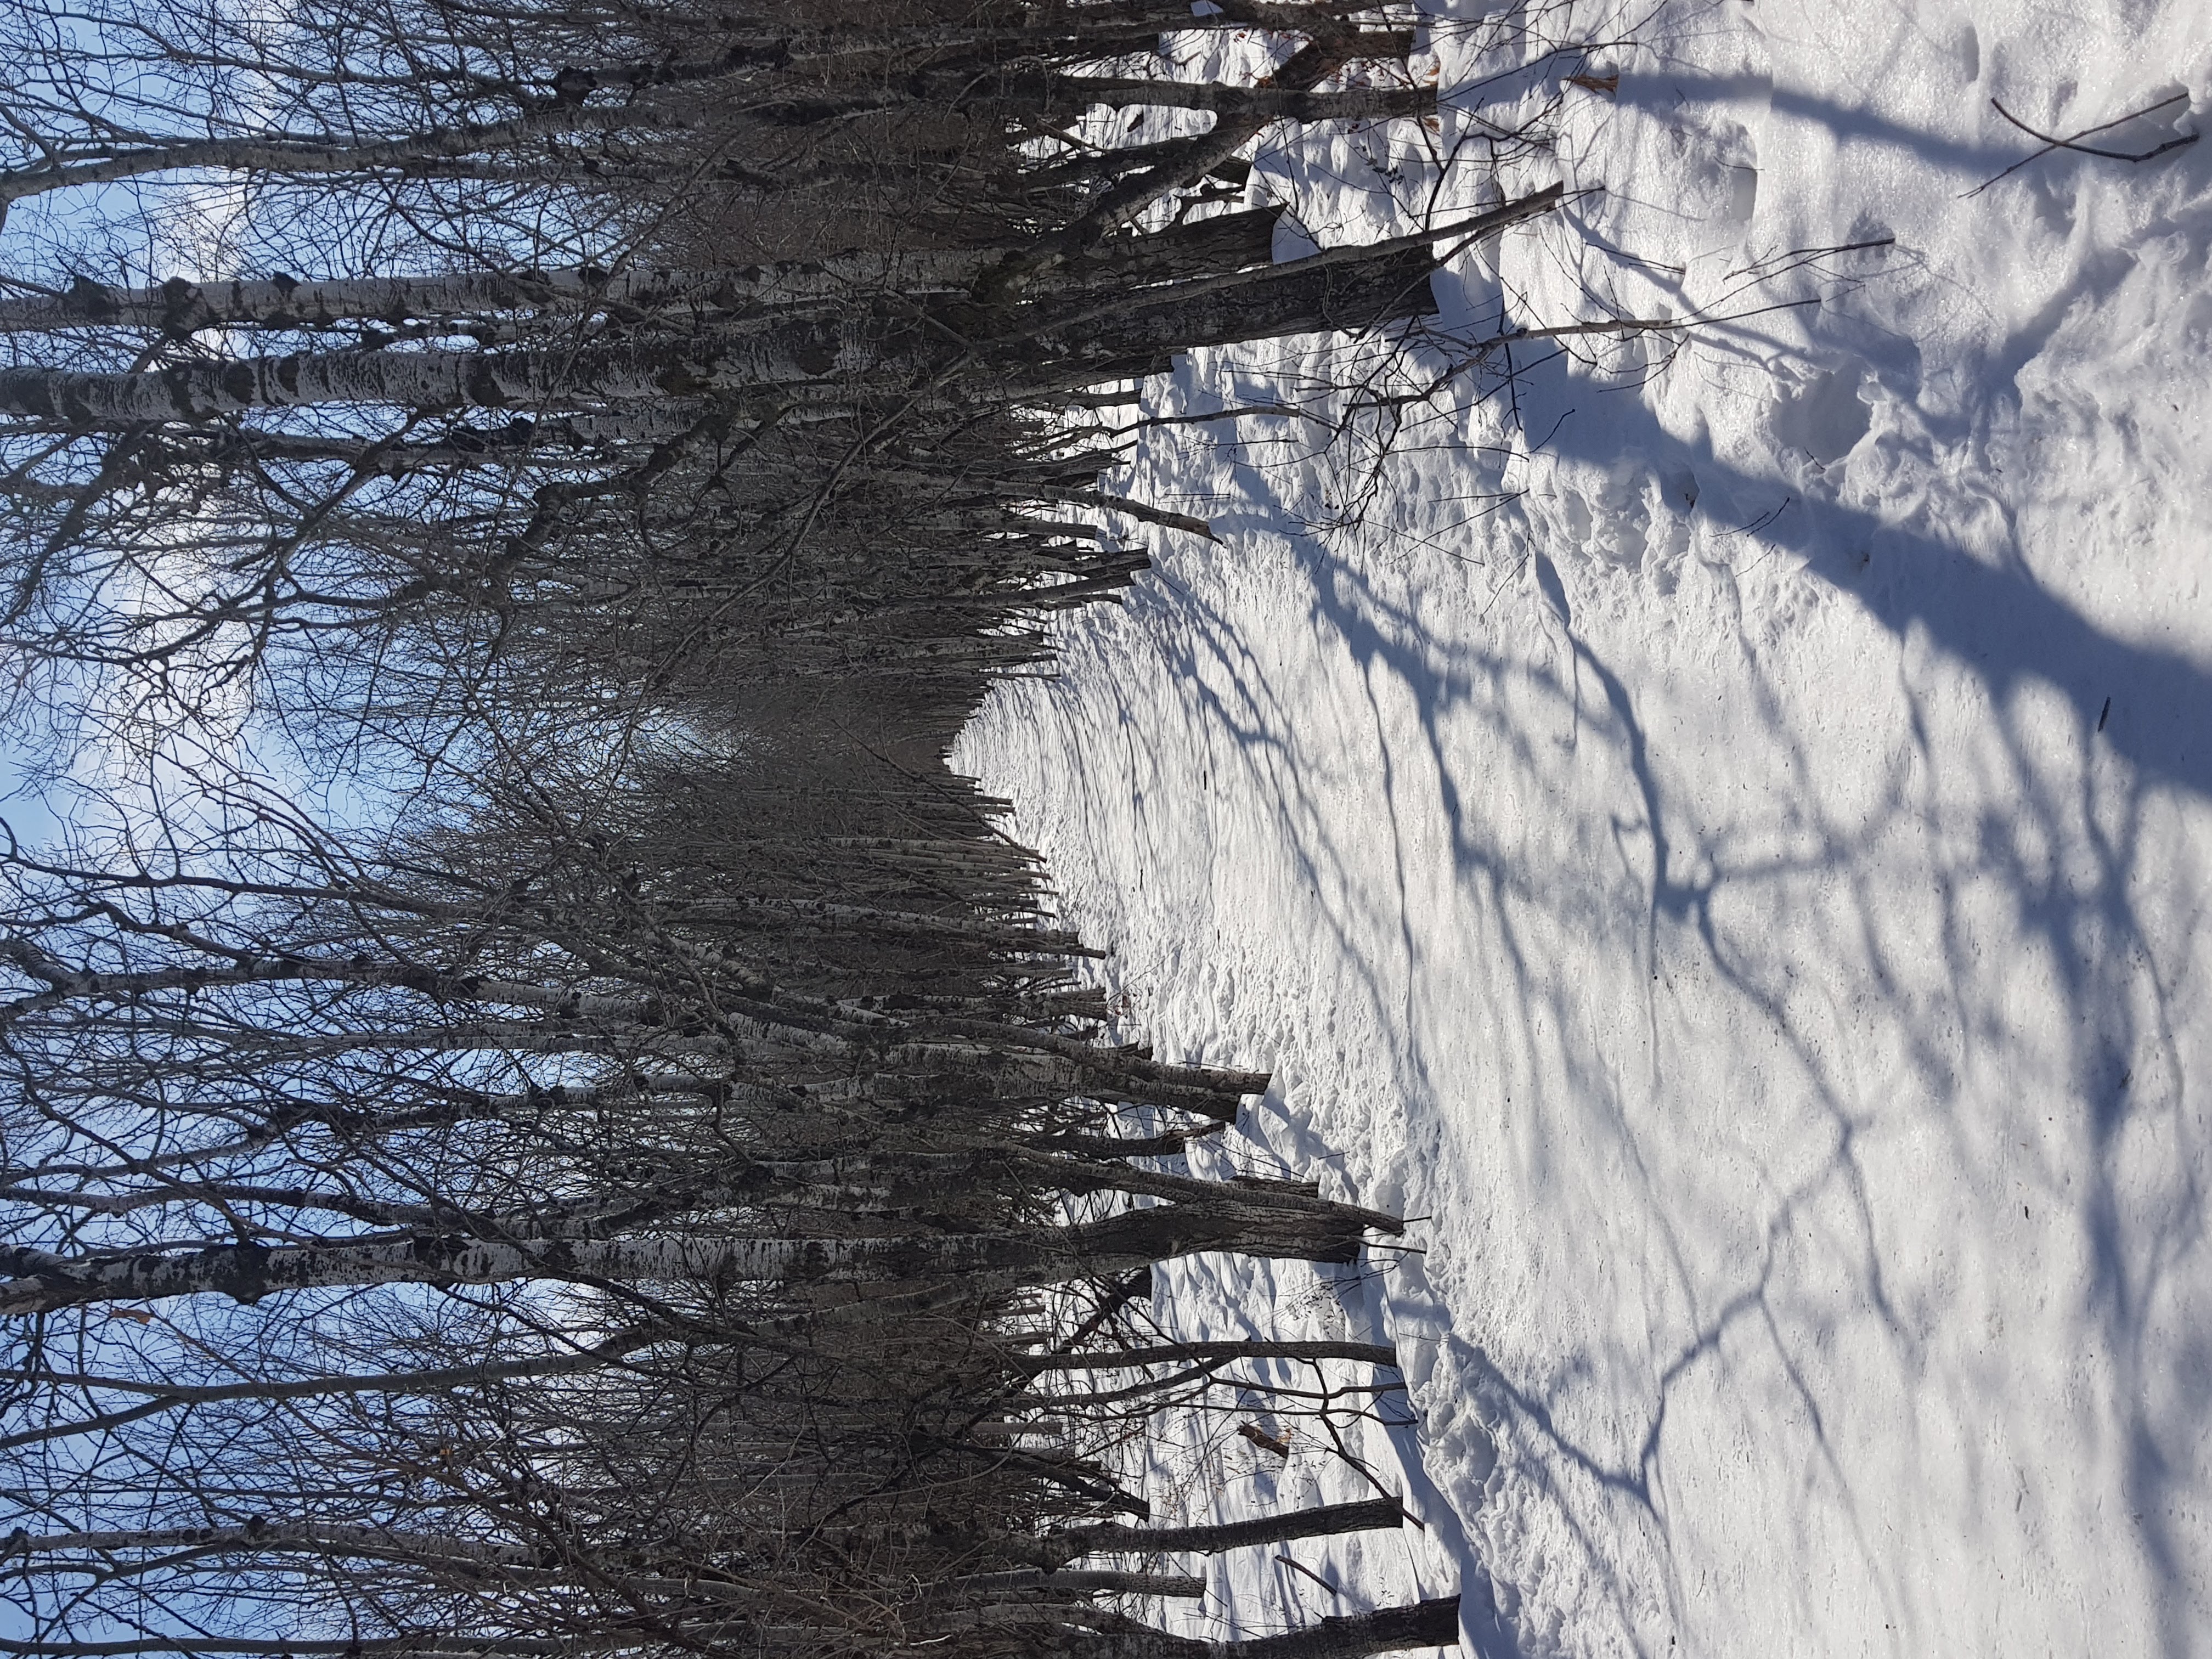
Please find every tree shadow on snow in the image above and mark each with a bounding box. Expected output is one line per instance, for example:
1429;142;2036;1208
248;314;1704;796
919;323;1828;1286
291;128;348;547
1080;303;2211;1646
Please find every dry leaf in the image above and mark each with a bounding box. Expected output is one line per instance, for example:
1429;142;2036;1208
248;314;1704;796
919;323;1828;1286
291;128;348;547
1238;1422;1291;1458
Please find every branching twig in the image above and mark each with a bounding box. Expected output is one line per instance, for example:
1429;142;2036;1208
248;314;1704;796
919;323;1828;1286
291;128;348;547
1965;92;2198;198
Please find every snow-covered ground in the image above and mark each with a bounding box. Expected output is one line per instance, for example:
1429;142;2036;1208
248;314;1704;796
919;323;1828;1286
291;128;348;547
958;2;2212;1654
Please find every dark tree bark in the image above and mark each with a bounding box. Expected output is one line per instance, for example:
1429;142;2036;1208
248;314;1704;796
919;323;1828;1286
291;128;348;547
1085;1598;1461;1659
1040;1498;1409;1565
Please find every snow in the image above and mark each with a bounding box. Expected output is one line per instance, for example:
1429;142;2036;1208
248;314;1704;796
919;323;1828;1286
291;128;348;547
957;1;2212;1653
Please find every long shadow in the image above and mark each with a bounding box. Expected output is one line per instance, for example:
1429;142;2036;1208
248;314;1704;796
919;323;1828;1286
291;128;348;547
1130;315;2211;1641
1018;183;2212;1633
1611;74;2020;183
1379;337;2205;1644
1141;482;1724;1647
1063;462;1656;1640
1524;381;2212;803
1294;531;1907;1517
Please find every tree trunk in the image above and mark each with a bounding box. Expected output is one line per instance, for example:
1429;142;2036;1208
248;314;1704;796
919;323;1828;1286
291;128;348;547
996;20;1397;279
1040;1498;1406;1565
1084;1598;1460;1659
1019;1339;1398;1372
0;1640;567;1657
5;1520;544;1568
1029;75;1431;123
0;323;860;425
0;105;628;215
934;1567;1205;1599
0;218;1289;337
0;259;994;337
0;1330;661;1452
0;1193;1385;1315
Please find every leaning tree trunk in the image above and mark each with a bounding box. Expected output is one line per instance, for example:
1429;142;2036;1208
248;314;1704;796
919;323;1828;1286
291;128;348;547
0;259;1001;337
0;322;863;425
1081;1598;1462;1659
0;212;1288;338
1036;1497;1407;1566
1018;1339;1400;1373
0;1190;1390;1316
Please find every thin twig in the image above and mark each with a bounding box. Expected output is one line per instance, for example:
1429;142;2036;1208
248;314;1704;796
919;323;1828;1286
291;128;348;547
1276;1555;1344;1598
1965;92;2197;198
1317;1413;1425;1530
1724;236;1895;283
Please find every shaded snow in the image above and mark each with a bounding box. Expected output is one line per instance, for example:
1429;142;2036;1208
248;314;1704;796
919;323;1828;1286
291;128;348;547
961;2;2212;1654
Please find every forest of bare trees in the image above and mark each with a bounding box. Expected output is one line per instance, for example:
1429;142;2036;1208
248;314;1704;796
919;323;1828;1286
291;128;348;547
0;1;1561;1650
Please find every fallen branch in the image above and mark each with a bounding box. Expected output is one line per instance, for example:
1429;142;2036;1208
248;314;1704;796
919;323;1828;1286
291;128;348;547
1966;91;2198;198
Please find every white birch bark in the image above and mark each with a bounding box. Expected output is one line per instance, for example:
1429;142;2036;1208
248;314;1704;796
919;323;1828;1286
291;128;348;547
0;258;991;336
0;1232;906;1314
0;948;678;1020
0;1189;1380;1314
0;41;811;218
0;1329;661;1452
0;323;867;424
0;105;627;215
933;1568;1205;1599
5;1520;547;1568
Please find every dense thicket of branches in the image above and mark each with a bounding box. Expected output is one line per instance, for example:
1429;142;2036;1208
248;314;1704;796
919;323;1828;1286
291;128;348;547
0;0;1547;1651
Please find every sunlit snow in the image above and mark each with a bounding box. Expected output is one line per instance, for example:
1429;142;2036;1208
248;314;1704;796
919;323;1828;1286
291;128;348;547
961;2;2212;1653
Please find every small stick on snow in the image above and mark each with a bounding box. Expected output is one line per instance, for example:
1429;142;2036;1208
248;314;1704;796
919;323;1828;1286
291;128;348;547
1276;1555;1345;1597
1965;92;2198;198
1318;1414;1426;1531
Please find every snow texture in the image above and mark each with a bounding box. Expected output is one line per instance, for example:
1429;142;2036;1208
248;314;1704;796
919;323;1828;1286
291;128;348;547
958;1;2212;1654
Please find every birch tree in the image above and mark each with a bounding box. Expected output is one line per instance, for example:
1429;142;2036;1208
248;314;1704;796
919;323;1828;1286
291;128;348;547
0;6;1515;1656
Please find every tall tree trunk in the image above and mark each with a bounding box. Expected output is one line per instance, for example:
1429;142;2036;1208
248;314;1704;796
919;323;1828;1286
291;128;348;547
1023;75;1431;123
0;1193;1384;1315
0;260;991;337
1083;1598;1460;1659
0;323;860;424
0;1329;662;1452
0;214;1289;337
1040;1497;1406;1566
1018;1339;1399;1372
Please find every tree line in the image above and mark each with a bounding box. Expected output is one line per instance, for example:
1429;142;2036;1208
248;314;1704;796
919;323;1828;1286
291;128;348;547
0;1;1551;1651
